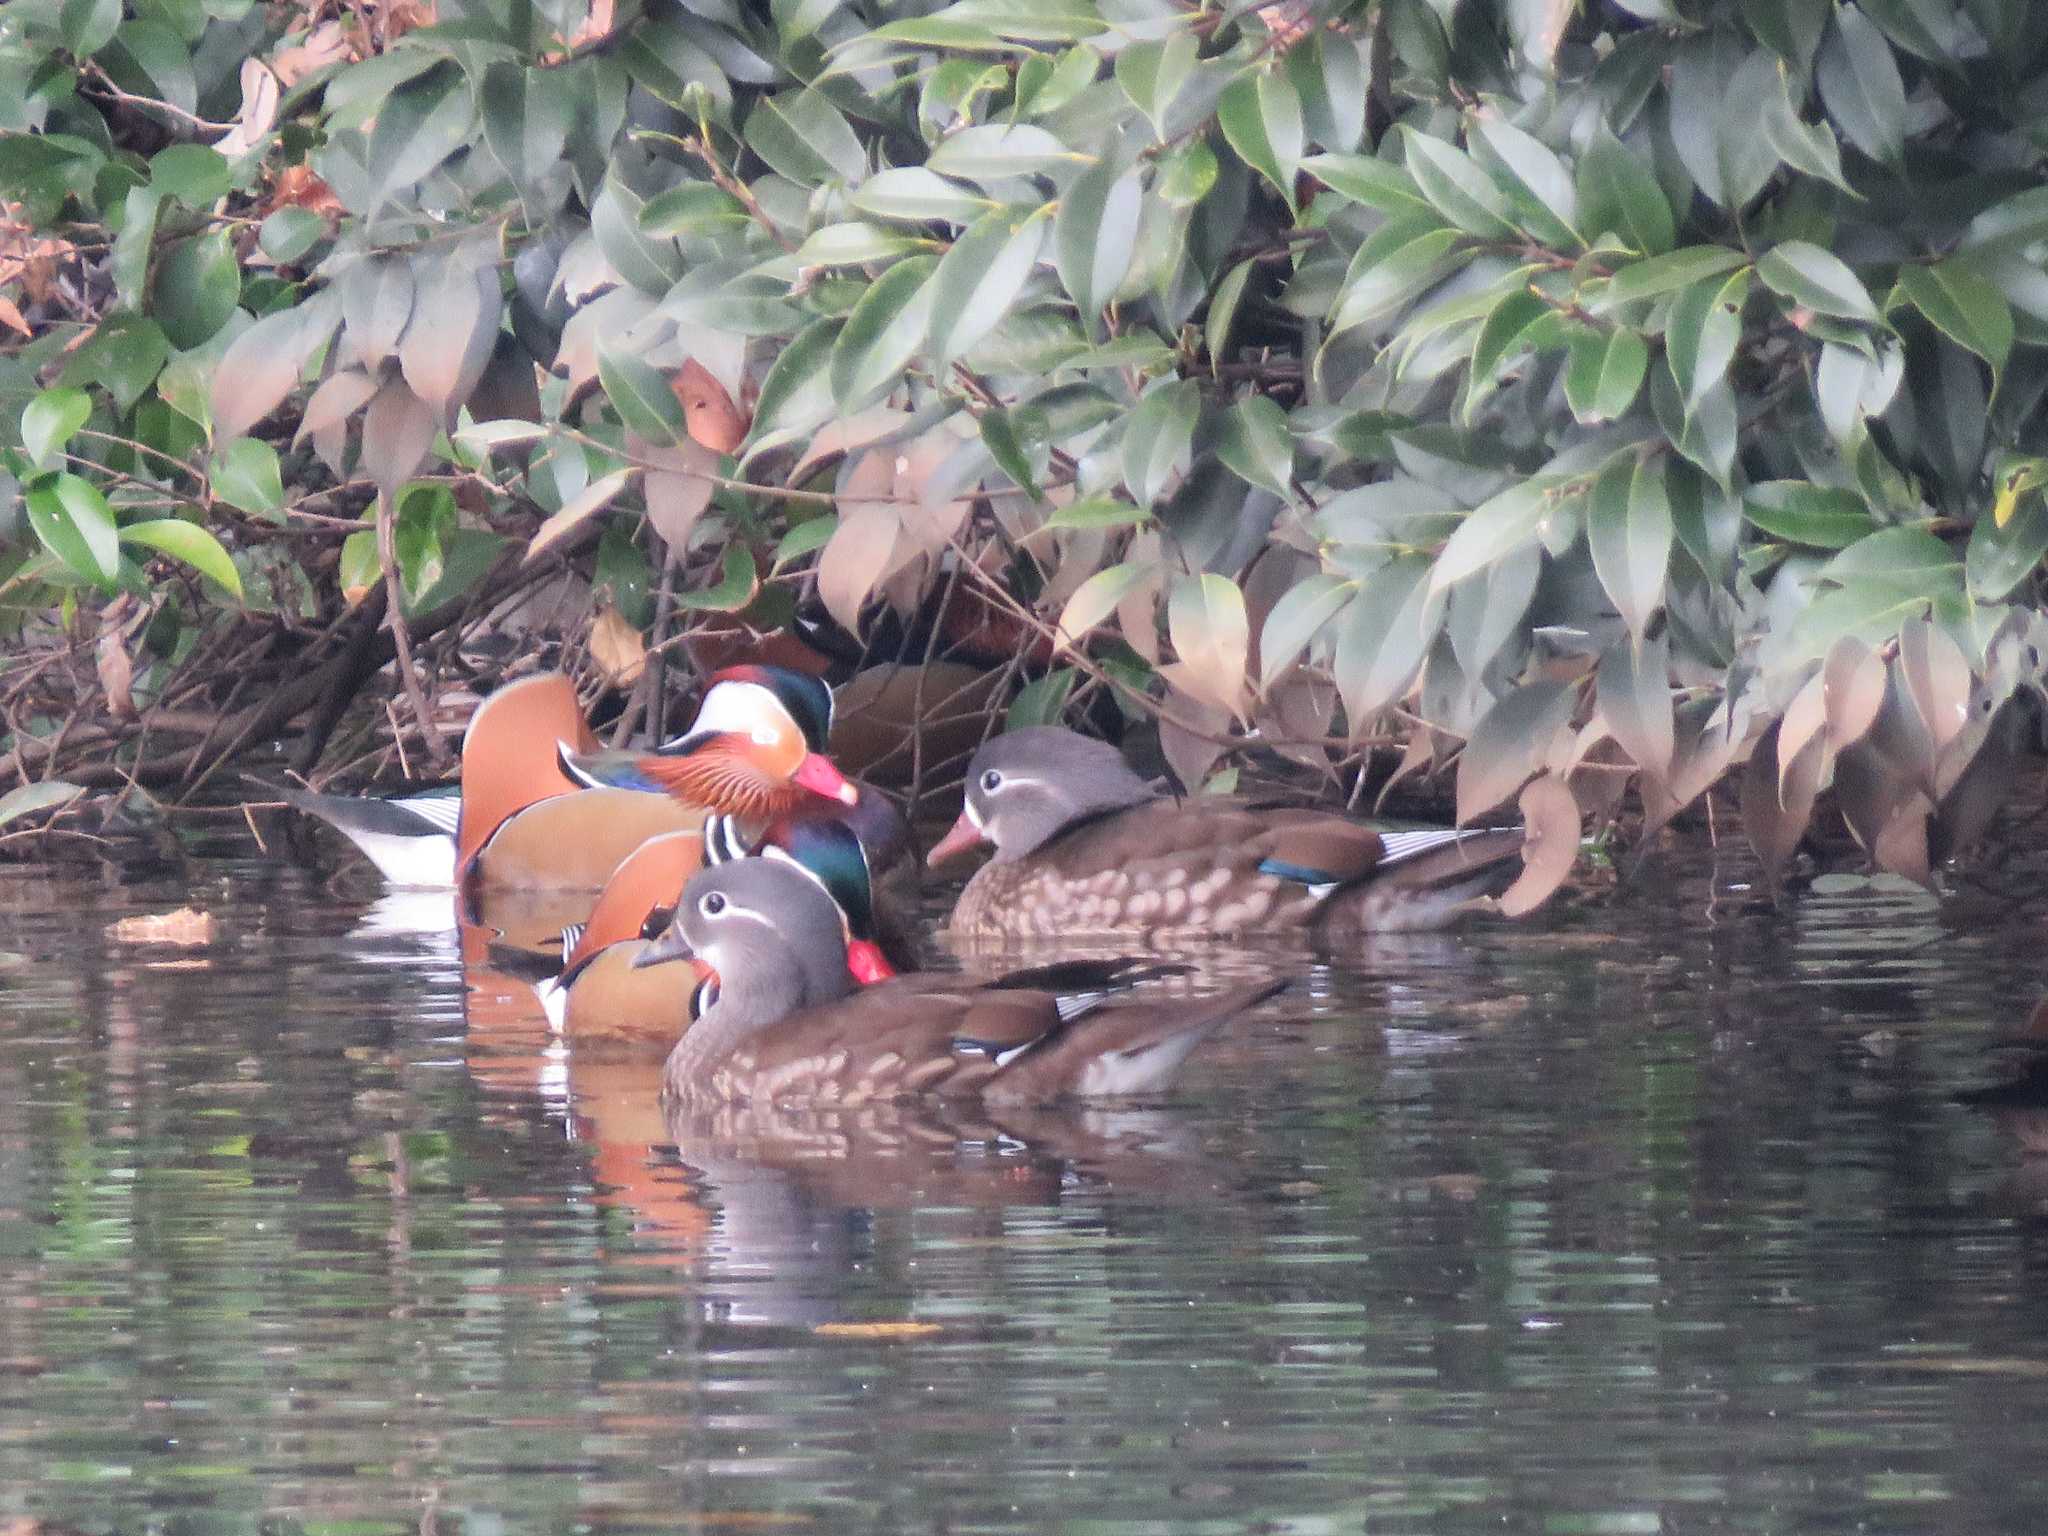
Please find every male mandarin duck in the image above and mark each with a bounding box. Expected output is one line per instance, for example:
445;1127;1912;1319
631;855;1284;1108
537;809;915;1056
927;726;1531;940
280;664;858;894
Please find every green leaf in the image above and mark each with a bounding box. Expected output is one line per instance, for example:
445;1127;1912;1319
792;222;930;266
1300;152;1431;217
151;231;240;349
748;88;865;186
598;345;689;444
1967;486;2048;601
1741;481;1875;547
1816;4;1906;165
1430;475;1572;592
110;185;160;313
1587;453;1673;641
25;472;120;588
830;255;939;409
1564;325;1648;424
926;124;1084;182
1215;396;1293;498
1464;285;1548;421
1333;556;1438;727
258;208;325;264
1664;269;1749;413
149;144;230;205
1057;561;1149;646
480;63;572;204
639;182;751;239
1055;156;1140;327
851;167;991;225
978;409;1039;497
676;540;760;612
1756;240;1880;324
1574;124;1674;255
64;313;169;413
1397;127;1516;239
1217;72;1298;212
118;517;242;597
1893;260;2013;383
1588;246;1747;313
1329;224;1471;335
1045;495;1150;530
368;64;475;213
1469;116;1579;249
746;316;842;450
1007;667;1079;730
61;0;121;56
1258;573;1354;688
1115;32;1196;139
772;515;838;568
1206;258;1255;364
1156;139;1219;207
21;387;91;472
927;206;1047;368
1757;54;1853;195
1817;526;1961;591
1121;379;1200;506
210;437;283;515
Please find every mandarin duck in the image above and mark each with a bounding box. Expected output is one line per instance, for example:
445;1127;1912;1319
927;726;1532;940
632;856;1283;1108
280;664;857;894
537;807;916;1055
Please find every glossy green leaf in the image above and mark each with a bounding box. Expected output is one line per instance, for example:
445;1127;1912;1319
851;167;991;225
1463;285;1548;422
1120;379;1199;507
1300;152;1431;217
1742;481;1876;547
149;144;230;205
1665;269;1749;413
1329;224;1470;336
598;345;688;444
1469;116;1579;249
926;123;1083;181
25;472;120;588
1045;495;1150;531
1215;396;1293;498
151;231;240;349
1575;124;1674;255
1967;486;2048;601
210;437;283;515
1893;260;2013;382
1430;475;1571;592
1057;561;1149;647
1258;572;1354;688
1217;72;1299;212
1589;246;1747;313
21;387;91;472
1587;453;1673;641
748;89;865;186
927;206;1047;368
0;780;87;831
1397;127;1516;239
1756;240;1880;324
675;540;760;612
638;182;750;239
1333;556;1438;728
119;517;243;596
1564;325;1648;424
1816;4;1907;165
109;185;160;313
1115;32;1196;139
830;255;939;409
1055;156;1140;326
792;222;929;266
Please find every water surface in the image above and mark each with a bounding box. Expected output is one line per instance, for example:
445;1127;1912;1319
4;838;2047;1534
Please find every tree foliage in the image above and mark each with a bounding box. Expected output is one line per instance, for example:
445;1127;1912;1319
4;0;2048;880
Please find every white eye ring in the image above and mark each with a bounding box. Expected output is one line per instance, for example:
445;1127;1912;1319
700;891;727;916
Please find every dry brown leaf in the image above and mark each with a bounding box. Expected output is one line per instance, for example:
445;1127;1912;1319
108;908;216;946
1497;772;1579;918
213;59;281;158
671;358;748;454
0;295;29;337
96;624;135;720
588;604;646;688
271;21;352;85
811;1321;942;1339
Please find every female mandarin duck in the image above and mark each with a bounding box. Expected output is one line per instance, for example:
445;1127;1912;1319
537;807;915;1056
927;726;1530;940
631;854;1284;1108
282;664;857;893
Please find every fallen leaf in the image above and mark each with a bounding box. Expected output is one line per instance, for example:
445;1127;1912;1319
811;1321;943;1339
0;295;28;337
107;908;216;946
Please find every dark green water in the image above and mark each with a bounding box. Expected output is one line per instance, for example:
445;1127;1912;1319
4;839;2048;1534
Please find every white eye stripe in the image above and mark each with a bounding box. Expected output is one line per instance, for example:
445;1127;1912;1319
693;681;798;747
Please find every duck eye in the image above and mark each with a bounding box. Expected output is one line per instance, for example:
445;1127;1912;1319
980;769;1002;793
700;891;727;916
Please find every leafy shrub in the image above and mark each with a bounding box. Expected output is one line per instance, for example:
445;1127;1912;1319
3;0;2046;881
